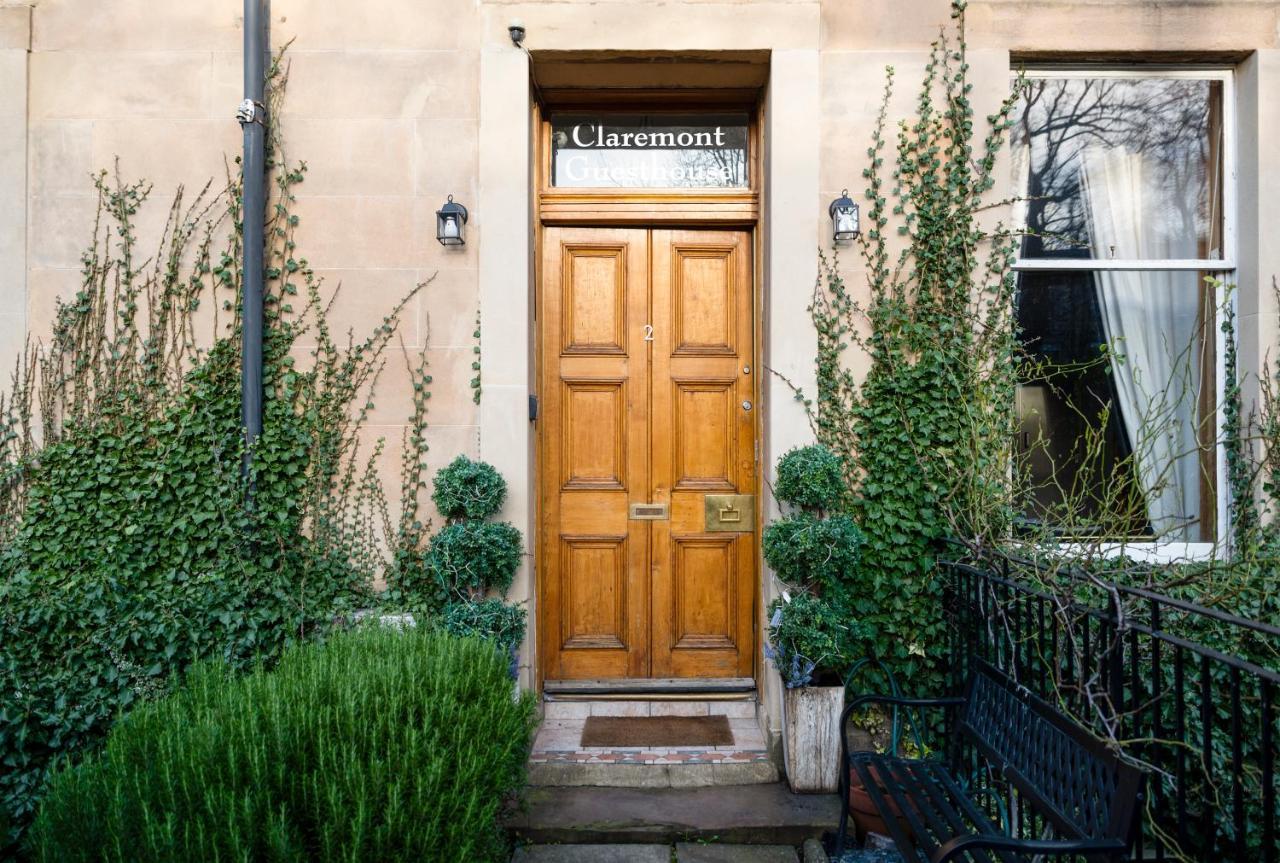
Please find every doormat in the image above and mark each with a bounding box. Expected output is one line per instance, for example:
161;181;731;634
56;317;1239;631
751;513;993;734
580;715;733;748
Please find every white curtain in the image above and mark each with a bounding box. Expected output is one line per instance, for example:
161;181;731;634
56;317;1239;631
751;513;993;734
1078;148;1203;541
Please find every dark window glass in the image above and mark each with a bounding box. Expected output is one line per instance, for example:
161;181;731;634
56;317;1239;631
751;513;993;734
1015;270;1215;542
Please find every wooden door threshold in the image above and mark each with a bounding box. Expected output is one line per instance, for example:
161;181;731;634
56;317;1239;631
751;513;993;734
543;677;756;697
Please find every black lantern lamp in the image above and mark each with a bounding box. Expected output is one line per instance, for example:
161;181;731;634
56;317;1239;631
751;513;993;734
829;189;860;243
436;195;468;246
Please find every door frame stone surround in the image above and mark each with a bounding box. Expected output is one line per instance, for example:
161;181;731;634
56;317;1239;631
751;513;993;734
476;3;821;738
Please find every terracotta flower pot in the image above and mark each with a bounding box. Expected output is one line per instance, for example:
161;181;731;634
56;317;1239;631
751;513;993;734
847;761;916;838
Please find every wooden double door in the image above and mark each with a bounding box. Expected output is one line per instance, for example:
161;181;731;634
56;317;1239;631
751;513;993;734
538;227;757;682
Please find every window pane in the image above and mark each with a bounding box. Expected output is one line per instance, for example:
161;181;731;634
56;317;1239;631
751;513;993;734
550;113;749;189
1015;270;1215;542
1012;78;1223;261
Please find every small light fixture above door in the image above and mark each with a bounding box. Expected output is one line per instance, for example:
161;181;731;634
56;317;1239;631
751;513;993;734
829;189;859;244
436;195;468;246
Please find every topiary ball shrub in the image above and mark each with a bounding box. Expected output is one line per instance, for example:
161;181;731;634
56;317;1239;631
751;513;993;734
774;444;847;511
442;598;527;655
26;625;537;863
442;599;527;678
764;592;853;688
762;512;864;591
426;521;523;598
432;455;507;521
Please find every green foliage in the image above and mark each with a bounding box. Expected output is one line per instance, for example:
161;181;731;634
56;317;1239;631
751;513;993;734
761;514;863;597
442;598;528;659
432;455;507;521
26;626;537;863
763;444;864;683
796;1;1022;693
471;310;482;404
773;445;847;512
425;522;522;600
0;56;432;850
765;593;857;688
390;457;524;621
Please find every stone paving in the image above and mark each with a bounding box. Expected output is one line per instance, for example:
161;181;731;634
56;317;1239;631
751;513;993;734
507;783;840;846
531;699;771;767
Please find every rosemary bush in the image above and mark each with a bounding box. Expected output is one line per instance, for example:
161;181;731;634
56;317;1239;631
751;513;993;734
26;626;537;863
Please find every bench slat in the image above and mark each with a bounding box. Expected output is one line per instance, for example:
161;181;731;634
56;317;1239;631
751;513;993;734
838;660;1144;862
852;758;928;859
901;761;1020;863
854;754;1018;863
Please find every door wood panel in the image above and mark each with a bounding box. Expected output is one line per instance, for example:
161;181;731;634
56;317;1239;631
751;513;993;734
650;230;755;679
540;228;650;680
539;227;755;682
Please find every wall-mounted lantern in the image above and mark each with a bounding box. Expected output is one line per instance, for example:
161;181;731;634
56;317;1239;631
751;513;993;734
436;195;468;246
829;189;859;244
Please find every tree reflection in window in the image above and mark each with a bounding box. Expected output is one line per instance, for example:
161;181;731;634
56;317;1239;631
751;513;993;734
1013;77;1222;260
1011;76;1225;543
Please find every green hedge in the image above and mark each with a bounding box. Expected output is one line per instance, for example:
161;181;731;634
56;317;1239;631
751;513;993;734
26;626;537;863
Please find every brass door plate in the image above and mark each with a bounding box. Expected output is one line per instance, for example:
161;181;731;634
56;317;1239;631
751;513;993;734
629;503;669;520
705;494;754;532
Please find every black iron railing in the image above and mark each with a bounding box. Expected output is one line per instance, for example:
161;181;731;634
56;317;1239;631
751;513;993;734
942;556;1280;862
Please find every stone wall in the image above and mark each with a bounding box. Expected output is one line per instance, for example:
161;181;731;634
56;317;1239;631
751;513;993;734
2;0;1278;719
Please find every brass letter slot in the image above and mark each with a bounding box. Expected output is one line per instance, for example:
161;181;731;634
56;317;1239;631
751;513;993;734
629;503;669;520
705;494;755;532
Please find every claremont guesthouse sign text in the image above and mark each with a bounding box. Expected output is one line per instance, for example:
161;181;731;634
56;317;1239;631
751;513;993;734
550;112;749;189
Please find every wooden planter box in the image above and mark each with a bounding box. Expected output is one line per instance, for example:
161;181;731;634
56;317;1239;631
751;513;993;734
781;683;844;793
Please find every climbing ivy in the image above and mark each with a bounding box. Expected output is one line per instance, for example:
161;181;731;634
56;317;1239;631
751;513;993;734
0;54;434;849
471;310;482;404
801;1;1022;693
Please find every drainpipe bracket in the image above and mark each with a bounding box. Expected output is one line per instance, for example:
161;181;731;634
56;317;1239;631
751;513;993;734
236;99;266;127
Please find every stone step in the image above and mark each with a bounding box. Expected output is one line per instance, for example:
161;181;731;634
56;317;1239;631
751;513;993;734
674;844;800;862
528;758;779;788
531;699;777;787
511;841;831;863
511;846;670;863
511;843;807;863
507;783;841;847
542;698;757;720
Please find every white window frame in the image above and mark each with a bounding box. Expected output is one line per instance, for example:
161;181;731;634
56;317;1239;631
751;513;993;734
1011;66;1237;562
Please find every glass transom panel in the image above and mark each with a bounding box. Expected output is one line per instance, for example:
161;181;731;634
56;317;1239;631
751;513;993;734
550;113;749;189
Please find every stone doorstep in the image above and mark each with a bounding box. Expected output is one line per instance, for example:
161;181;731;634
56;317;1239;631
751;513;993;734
530;747;773;762
544;698;759;720
527;760;781;789
530;698;778;787
507;783;841;847
512;843;810;863
532;714;769;755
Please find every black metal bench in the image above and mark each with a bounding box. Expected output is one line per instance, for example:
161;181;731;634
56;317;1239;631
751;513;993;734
835;659;1145;862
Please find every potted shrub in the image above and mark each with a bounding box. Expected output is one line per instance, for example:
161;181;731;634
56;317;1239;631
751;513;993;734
762;445;864;793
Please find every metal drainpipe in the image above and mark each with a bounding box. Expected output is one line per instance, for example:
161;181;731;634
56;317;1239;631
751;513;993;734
239;0;266;481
